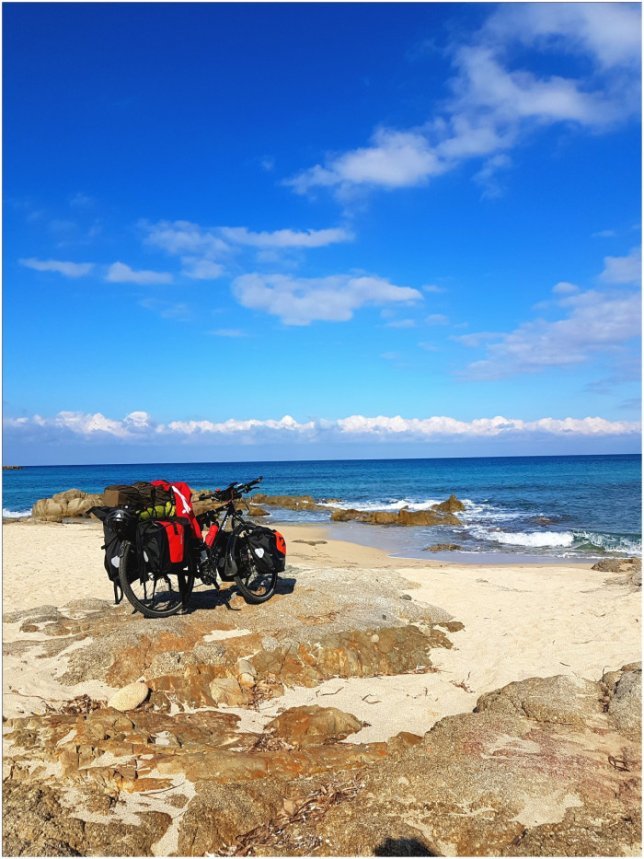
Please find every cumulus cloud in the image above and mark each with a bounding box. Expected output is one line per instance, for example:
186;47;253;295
19;258;94;277
4;410;638;444
600;247;641;285
461;288;641;379
232;272;422;325
484;3;641;71
106;262;173;285
141;220;353;279
288;4;640;197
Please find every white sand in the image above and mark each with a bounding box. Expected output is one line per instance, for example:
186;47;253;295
2;521;640;740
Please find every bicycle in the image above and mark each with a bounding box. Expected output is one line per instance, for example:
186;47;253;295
108;476;282;618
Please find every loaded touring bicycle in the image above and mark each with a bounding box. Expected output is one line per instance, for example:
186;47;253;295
90;477;286;618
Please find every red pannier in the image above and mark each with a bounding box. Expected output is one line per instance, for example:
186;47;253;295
137;519;185;573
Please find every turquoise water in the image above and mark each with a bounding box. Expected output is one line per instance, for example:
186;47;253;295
3;454;641;559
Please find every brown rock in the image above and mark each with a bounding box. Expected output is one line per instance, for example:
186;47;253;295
209;677;246;706
252;494;325;511
32;490;103;522
331;507;461;527
425;543;462;552
433;493;466;513
266;705;363;747
592;557;641;574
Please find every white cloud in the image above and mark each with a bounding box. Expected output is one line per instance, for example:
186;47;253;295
288;4;640;198
426;313;449;325
485;3;641;71
233;272;422;325
106;262;173;285
210;328;248;338
5;410;638;443
181;258;225;280
218;225;353;248
600;247;641;285
335;414;639;438
288;129;444;194
19;258;94;278
140;220;353;283
552;281;579;295
462;288;641;379
142;219;352;269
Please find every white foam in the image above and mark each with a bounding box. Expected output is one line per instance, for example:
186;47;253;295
2;508;31;519
574;530;642;556
479;530;575;549
321;498;441;512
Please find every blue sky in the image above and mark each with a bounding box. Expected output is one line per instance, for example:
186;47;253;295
4;2;642;464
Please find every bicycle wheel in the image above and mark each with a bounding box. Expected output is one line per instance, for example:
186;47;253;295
117;540;195;618
233;532;278;604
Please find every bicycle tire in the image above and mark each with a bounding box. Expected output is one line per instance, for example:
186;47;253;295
117;539;195;618
233;531;278;604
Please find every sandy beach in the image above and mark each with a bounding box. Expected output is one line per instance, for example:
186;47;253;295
3;518;640;733
3;518;641;855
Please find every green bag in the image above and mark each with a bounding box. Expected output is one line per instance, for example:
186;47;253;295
138;501;176;521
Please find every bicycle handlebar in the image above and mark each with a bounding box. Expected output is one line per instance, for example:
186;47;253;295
198;476;263;503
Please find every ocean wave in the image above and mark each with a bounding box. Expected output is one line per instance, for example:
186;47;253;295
473;528;576;548
320;498;443;512
572;530;642;556
470;526;642;554
2;508;32;519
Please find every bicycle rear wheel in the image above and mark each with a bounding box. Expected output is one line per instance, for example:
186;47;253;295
117;540;195;618
233;533;278;604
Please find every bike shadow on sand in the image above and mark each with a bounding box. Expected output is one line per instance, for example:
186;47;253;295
181;574;297;614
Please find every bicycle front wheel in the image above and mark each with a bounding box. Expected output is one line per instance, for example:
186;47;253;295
117;540;195;618
233;533;278;604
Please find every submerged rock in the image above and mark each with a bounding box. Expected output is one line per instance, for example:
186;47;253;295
252;494;326;512
425;543;462;552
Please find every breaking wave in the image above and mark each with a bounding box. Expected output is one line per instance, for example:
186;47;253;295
481;529;575;548
2;508;32;519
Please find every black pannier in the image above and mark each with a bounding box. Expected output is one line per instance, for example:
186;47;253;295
87;506;134;604
243;526;286;574
137;520;185;574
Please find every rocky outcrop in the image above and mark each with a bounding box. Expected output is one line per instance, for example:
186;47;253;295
252;494;327;512
592;557;641;575
3;568;640;856
593;558;641;589
433;493;466;513
425;543;462;552
6;658;638;855
331;507;462;527
32;489;104;522
329;496;465;527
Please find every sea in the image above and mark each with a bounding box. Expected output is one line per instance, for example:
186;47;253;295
3;454;641;562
